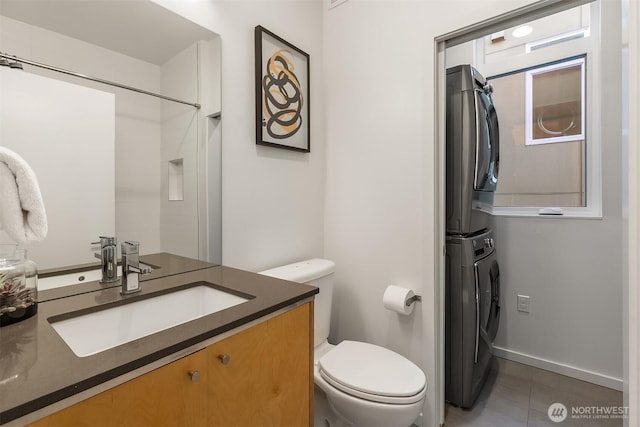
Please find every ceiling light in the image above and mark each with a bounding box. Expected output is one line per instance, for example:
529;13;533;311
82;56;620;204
512;25;533;38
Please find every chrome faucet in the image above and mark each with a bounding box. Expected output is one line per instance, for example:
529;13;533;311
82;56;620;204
93;236;118;284
121;241;153;295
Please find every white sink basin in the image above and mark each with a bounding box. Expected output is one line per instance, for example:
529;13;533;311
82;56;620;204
39;267;123;290
50;284;250;357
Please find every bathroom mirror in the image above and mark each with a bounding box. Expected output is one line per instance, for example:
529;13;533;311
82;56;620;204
0;1;222;281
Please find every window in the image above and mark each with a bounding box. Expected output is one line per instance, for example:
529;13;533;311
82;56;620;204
489;58;588;210
445;1;601;217
525;57;585;146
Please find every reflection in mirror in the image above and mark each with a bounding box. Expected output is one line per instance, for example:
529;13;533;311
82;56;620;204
0;1;222;277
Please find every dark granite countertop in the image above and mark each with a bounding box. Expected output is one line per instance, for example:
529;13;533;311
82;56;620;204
0;253;318;425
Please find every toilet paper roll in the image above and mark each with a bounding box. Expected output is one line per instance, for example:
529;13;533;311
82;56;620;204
383;285;415;315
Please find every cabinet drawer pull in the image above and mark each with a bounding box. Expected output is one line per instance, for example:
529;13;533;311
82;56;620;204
218;354;230;365
188;370;201;382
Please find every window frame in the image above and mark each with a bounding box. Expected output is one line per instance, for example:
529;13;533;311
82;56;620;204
524;56;586;146
525;28;591;53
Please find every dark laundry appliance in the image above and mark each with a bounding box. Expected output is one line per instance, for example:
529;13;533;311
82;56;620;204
445;64;501;408
446;229;501;408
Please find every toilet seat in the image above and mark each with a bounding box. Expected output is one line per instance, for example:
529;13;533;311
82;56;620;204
318;341;426;405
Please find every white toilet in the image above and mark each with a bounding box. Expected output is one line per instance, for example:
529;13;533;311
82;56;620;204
260;259;426;427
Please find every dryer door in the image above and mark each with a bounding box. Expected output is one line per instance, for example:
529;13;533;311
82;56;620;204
474;253;501;352
473;88;500;192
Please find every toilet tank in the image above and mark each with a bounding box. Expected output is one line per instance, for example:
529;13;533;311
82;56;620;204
259;259;335;348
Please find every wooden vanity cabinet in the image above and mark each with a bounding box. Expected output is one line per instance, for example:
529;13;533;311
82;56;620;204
29;302;313;427
206;302;312;426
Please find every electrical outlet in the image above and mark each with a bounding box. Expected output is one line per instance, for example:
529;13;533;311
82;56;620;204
517;295;530;313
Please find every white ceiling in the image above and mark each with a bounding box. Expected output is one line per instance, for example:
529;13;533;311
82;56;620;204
0;0;218;65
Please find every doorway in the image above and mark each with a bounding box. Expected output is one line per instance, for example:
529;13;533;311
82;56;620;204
435;0;628;424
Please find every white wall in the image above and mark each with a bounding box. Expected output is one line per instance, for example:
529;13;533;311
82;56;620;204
625;0;638;423
159;43;200;259
323;1;540;426
199;37;223;263
0;15;163;263
152;0;326;272
490;2;623;388
200;37;222;118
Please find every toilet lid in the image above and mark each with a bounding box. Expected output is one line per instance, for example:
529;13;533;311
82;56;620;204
318;341;426;404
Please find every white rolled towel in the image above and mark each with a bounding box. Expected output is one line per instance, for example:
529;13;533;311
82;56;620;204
0;146;48;244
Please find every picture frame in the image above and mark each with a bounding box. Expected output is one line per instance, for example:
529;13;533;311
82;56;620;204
255;25;310;153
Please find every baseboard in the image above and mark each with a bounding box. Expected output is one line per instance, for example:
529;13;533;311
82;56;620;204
492;346;623;391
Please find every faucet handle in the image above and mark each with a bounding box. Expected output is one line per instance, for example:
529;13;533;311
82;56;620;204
122;241;153;275
120;241;151;295
122;241;140;254
100;236;117;247
92;236;116;247
127;264;153;274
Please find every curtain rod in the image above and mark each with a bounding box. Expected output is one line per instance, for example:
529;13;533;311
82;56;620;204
0;52;201;109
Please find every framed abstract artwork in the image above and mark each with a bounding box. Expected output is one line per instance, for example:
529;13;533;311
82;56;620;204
255;25;310;152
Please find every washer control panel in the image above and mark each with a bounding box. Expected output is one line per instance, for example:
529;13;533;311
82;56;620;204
470;230;496;260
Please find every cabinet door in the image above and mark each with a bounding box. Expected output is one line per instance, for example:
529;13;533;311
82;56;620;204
110;349;207;426
29;349;208;427
206;303;312;427
27;386;113;427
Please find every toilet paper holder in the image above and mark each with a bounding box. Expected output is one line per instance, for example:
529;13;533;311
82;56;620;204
406;294;422;307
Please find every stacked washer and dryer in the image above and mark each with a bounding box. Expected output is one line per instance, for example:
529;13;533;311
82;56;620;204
445;65;502;408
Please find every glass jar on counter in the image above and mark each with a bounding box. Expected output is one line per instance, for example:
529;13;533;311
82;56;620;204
15;249;38;298
0;245;37;327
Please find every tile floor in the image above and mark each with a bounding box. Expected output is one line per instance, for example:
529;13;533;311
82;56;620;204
445;357;624;427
